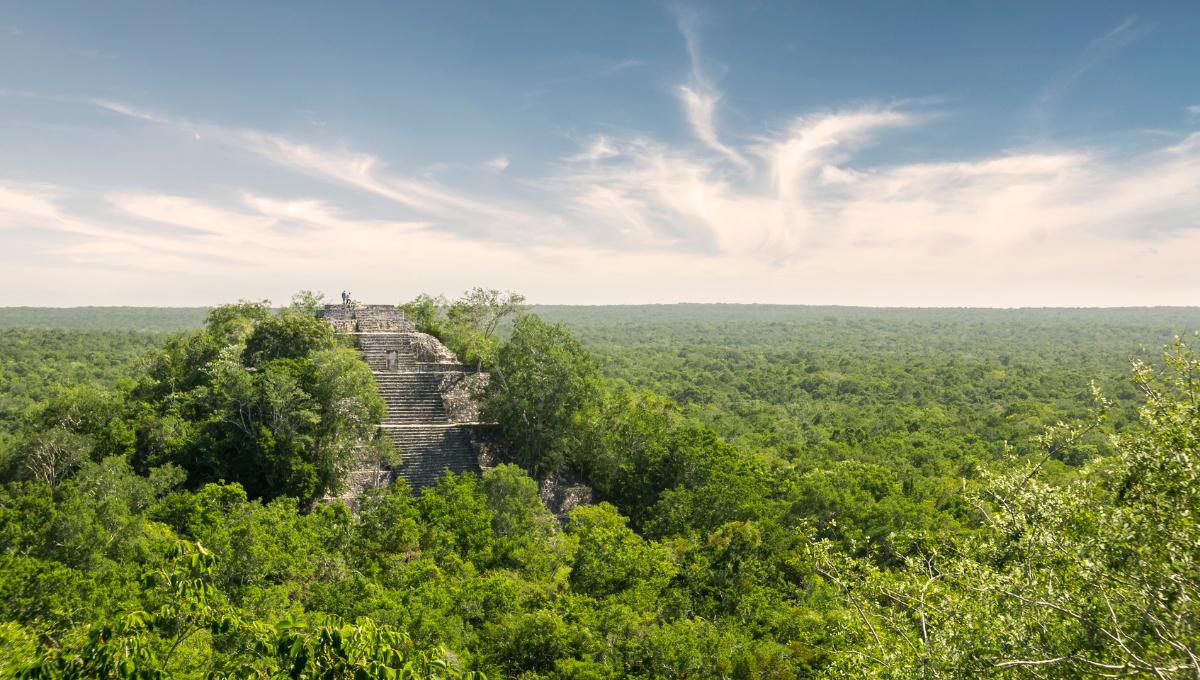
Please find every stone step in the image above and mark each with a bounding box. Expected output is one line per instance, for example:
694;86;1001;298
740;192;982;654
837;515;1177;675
320;304;489;494
378;387;444;396
374;372;448;425
382;396;441;401
355;334;418;371
385;425;480;489
380;395;442;401
319;305;415;334
379;396;442;401
373;375;443;383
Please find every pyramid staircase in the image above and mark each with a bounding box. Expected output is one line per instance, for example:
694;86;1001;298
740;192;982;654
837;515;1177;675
318;304;485;495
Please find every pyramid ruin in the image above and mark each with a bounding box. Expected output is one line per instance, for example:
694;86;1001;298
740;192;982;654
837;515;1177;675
318;304;501;499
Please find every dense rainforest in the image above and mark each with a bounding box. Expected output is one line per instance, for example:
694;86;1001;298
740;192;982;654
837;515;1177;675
1;296;1198;679
0;307;210;333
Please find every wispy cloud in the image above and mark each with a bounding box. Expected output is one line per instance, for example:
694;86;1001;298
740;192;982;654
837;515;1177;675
567;136;620;162
0;178;498;277
70;48;115;60
675;7;750;169
1033;16;1154;127
528;59;643;95
89;88;1200;286
93;100;532;227
8;12;1200;306
550;102;1200;280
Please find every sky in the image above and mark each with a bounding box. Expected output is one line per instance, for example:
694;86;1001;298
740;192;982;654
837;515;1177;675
1;1;1199;308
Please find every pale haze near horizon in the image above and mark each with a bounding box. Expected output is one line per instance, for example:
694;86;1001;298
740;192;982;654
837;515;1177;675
1;2;1199;308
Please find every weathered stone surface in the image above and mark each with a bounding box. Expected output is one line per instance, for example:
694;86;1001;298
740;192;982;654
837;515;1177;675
410;332;459;363
470;424;517;471
317;303;500;499
538;471;595;522
439;372;489;423
318;303;590;513
334;439;394;512
317;304;415;333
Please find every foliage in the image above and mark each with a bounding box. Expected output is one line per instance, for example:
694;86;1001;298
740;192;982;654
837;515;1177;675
3;301;1200;679
401;289;528;370
0;329;165;451
444;289;528;371
287;290;327;316
242;313;336;366
478;464;559;572
566;503;675;604
123;299;385;504
399;294;449;337
803;337;1200;678
5;428;94;487
484;314;603;478
0;308;209;332
16;540;478;680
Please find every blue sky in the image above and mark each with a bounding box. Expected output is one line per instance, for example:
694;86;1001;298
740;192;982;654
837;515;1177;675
2;1;1199;306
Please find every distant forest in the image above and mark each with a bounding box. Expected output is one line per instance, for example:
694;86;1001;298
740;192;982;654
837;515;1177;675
5;302;1200;331
534;303;1200;327
0;306;210;332
2;301;1199;678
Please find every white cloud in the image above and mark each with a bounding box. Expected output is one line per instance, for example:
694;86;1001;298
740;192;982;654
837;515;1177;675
108;192;444;261
8;20;1200;307
819;165;867;185
94;100;529;225
0;183;242;272
675;9;750;169
568;136;620;162
1032;16;1153;126
548;106;1200;283
93;99;169;123
111;193;276;238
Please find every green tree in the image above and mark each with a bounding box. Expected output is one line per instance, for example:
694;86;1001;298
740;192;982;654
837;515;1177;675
445;289;528;371
5;429;93;487
243;312;336;366
418;471;494;564
127;295;384;504
479;464;567;574
14;541;478;680
32;386;134;461
0;555;103;639
44;457;156;572
484;314;602;478
287;290;326;315
805;339;1200;678
202;300;272;347
400;293;449;337
571;389;679;494
566;503;676;606
355;482;422;560
604;426;755;533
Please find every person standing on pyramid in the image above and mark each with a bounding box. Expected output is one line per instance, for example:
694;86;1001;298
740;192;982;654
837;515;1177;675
341;290;348;305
